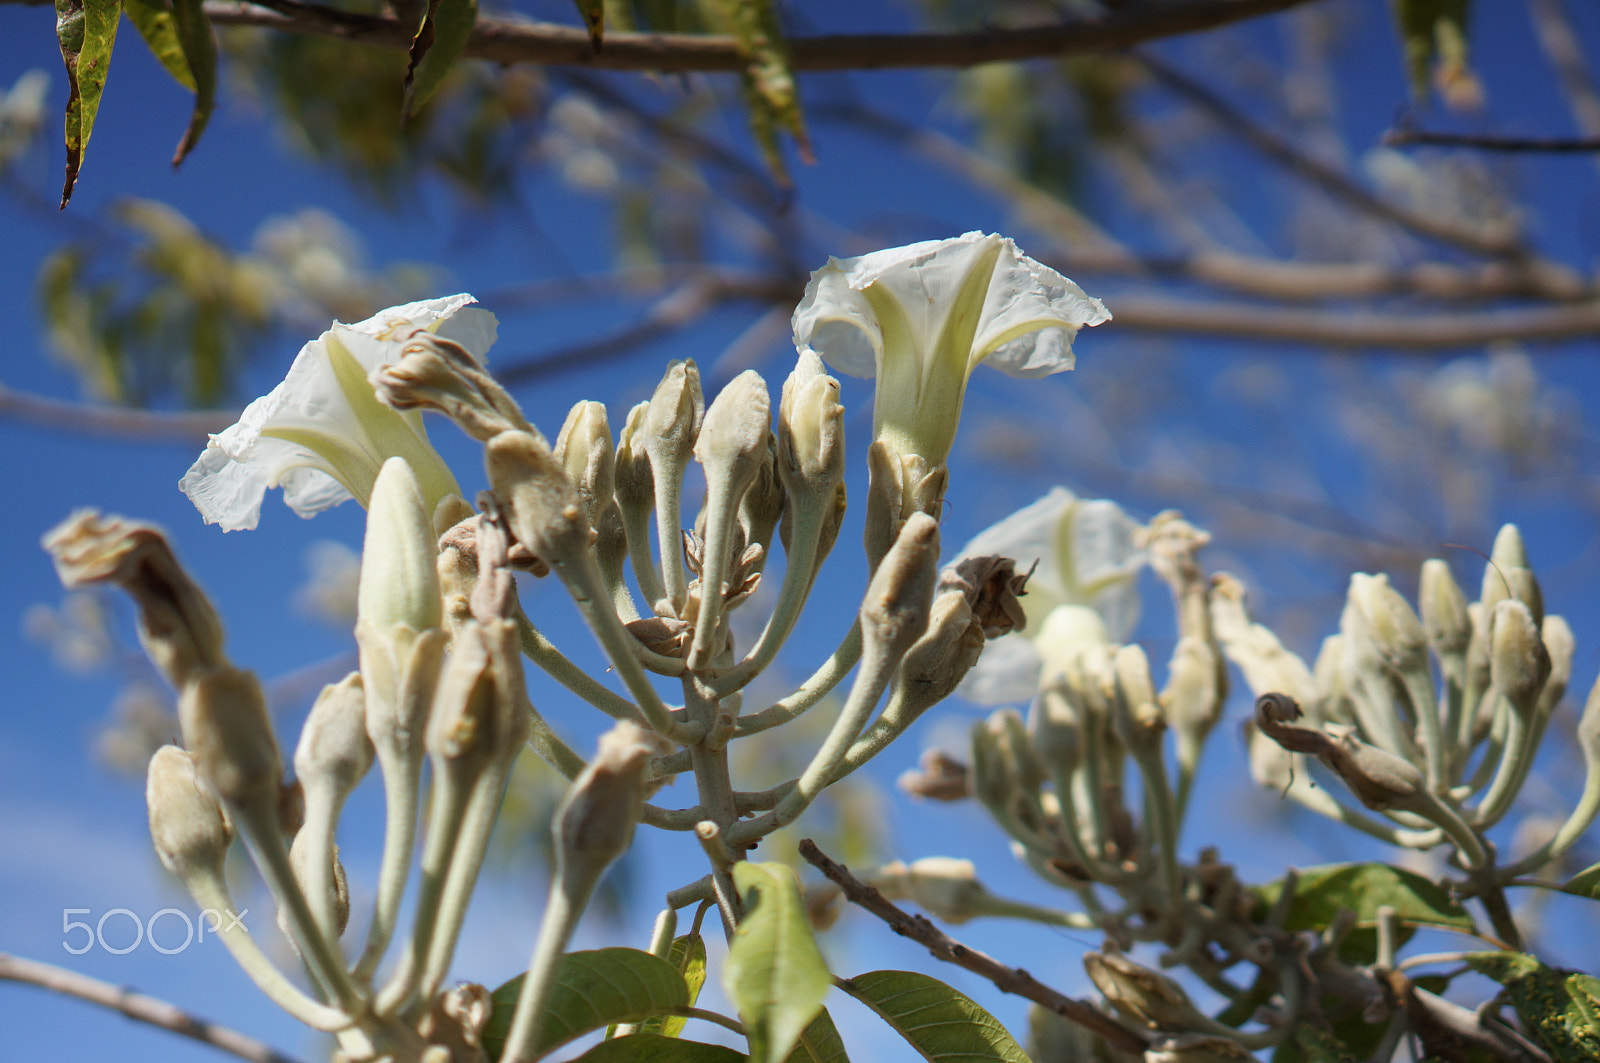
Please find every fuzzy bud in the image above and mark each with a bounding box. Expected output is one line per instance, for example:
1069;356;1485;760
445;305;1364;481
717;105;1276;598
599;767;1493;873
486;430;593;566
555;400;628;589
1111;644;1165;755
1489;598;1550;713
897;748;970;801
1415;562;1469;664
147;745;233;882
1348;573;1427;670
777;349;845;491
859;512;940;661
696;371;771;485
556;721;663;889
179;666;283;812
876;857;987;924
896;590;987;716
1083;950;1205;1031
294;673;374;801
643;360;704;469
1030;678;1084;774
360;458;444;636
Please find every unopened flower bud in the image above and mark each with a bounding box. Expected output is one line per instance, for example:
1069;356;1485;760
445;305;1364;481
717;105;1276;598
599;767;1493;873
1325;731;1425;812
1111;644;1164;754
179;666;283;812
1419;559;1471;658
1144;1033;1257;1062
1030;678;1083;774
43;511;224;690
877;857;987;924
697;370;771;482
555;401;628;593
898;748;970;801
1490;599;1550;713
860;512;940;660
1084;950;1205;1031
1161;636;1223;748
777;349;845;489
1482;524;1544;626
556;721;663;888
486;430;593;566
740;435;785;560
863;441;946;572
360;458;444;635
970;712;1018;816
643;360;704;468
1539;614;1574;717
372;331;529;442
896;590;987;715
295;673;374;800
1348;573;1426;669
283;834;351;941
614;401;655;515
147;745;233;882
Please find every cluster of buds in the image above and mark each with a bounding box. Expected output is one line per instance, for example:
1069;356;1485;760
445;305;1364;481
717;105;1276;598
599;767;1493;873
1221;525;1600;943
48;232;1114;1060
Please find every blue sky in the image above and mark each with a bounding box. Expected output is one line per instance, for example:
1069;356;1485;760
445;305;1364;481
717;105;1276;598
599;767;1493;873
4;1;1600;1060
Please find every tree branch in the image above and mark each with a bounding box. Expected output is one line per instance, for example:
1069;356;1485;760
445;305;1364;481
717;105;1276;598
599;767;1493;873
0;953;308;1063
797;839;1150;1055
1383;128;1600;153
1103;293;1600;348
183;0;1328;72
1133;50;1524;257
0;382;234;440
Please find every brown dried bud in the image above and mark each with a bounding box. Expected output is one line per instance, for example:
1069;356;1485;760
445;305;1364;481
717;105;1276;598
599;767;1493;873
556;722;666;889
179;666;283;812
897;748;970;801
43;511;225;691
942;556;1033;638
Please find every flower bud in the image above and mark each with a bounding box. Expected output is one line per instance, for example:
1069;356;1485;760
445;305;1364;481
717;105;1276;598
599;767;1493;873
614;400;655;516
941;556;1031;639
1111;644;1165;754
1325;731;1425;811
1419;558;1471;658
876;857;987;924
43;511;225;690
740;434;785;562
1482;524;1544;626
371;331;529;442
1144;1033;1257;1062
294;673;374;801
555;401;628;593
777;349;845;490
1539;614;1574;718
179;666;283;812
1348;573;1427;670
898;748;970;801
1030;678;1083;774
1489;599;1550;713
360;458;444;635
696;370;771;483
486;430;593;566
1161;636;1223;748
1083;949;1205;1030
147;745;232;882
896;590;987;716
643;359;704;468
556;721;663;888
860;512;940;660
284;833;351;940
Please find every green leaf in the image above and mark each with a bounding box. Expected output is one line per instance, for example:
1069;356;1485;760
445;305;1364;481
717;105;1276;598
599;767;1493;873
703;0;809;183
53;0;119;207
1274;1024;1363;1063
1466;952;1600;1062
1391;0;1473;103
1560;862;1600;900
1254;862;1475;957
641;933;709;1038
167;0;216;165
724;862;832;1063
123;0;195;91
567;1033;747;1063
572;0;604;47
483;948;693;1060
784;1008;848;1063
840;970;1030;1063
402;0;478;121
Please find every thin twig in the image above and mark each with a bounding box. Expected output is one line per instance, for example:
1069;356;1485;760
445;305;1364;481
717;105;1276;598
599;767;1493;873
1133;50;1523;257
0;953;308;1063
170;0;1332;73
797;839;1150;1055
0;382;235;440
1383;128;1600;153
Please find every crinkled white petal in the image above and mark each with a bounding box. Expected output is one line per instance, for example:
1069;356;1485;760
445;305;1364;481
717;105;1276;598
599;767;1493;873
791;232;1108;382
180;295;491;531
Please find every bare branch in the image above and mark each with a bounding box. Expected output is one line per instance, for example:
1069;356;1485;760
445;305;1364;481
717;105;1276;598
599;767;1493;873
1383;128;1600;153
798;839;1150;1055
1133;50;1524;257
186;0;1328;73
0;953;307;1063
1104;293;1600;348
0;382;234;440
